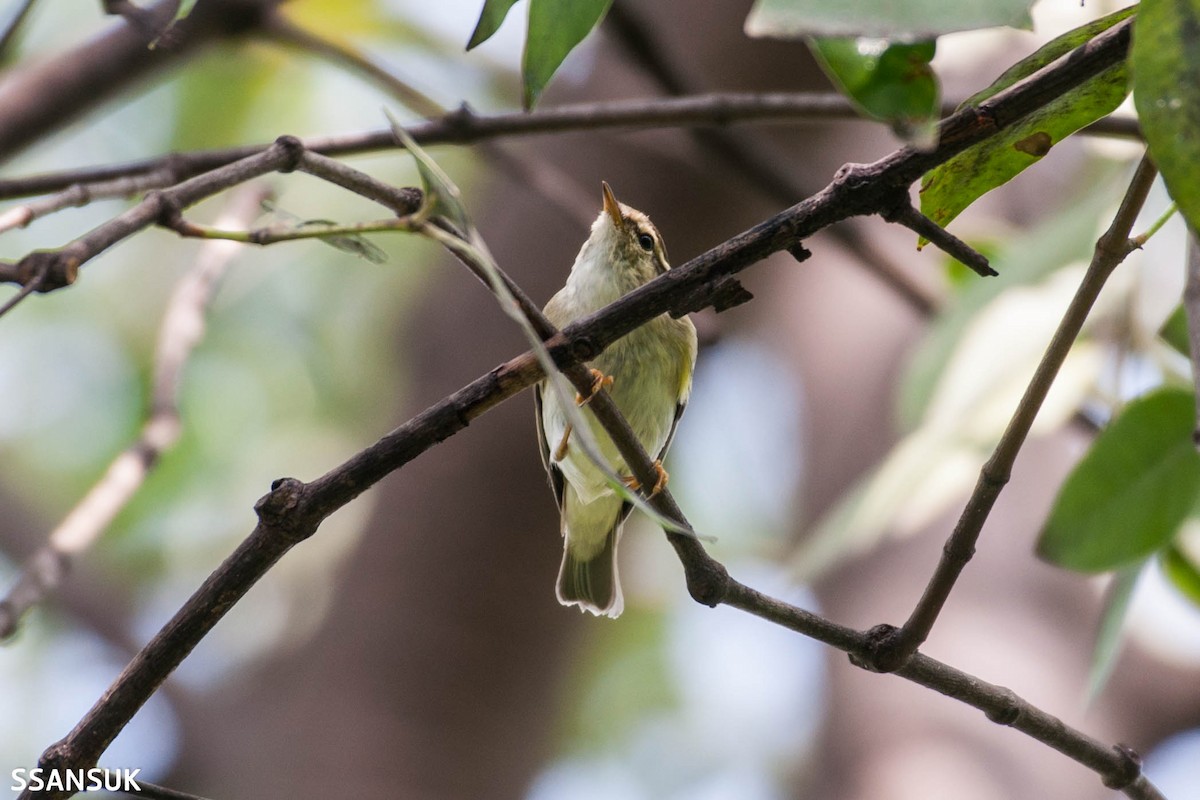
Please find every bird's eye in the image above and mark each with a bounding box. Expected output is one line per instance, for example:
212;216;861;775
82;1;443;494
637;233;654;251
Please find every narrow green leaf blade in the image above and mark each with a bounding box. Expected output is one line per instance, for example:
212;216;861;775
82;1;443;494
467;0;522;50
1159;303;1190;356
1161;544;1200;606
1133;0;1200;233
387;112;470;231
523;0;613;109
1037;388;1200;572
919;8;1134;237
745;0;1033;39
808;37;939;145
174;0;200;23
1086;564;1141;702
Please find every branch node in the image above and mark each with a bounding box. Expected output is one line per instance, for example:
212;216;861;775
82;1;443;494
1102;744;1143;790
787;242;812;263
881;197;996;277
273;135;306;173
671;539;730;606
146;189;183;229
15;251;77;293
444;102;478;139
254;478;315;544
983;688;1022;725
849;624;912;674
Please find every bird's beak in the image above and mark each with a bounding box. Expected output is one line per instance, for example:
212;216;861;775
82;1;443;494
601;181;622;228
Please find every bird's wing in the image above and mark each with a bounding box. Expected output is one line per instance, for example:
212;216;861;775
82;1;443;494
657;399;687;462
658;318;698;461
534;383;566;512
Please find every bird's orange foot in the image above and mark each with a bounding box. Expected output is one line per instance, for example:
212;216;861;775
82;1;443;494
575;368;614;405
649;461;669;496
622;461;669;496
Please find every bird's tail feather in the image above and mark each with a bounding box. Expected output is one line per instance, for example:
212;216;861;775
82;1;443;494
556;489;629;618
556;527;622;618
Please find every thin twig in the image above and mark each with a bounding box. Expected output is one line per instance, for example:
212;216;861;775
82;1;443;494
1129;202;1177;248
0;257;47;318
0;137;370;296
881;199;996;276
0;185;268;639
0;93;865;201
868;154;1160;672
0;168;177;235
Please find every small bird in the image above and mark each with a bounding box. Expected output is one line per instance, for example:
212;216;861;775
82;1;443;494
535;182;698;618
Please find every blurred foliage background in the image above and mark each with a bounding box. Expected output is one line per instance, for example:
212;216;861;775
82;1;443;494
1;1;1198;799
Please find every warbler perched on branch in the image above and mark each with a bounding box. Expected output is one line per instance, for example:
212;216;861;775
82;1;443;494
535;182;698;618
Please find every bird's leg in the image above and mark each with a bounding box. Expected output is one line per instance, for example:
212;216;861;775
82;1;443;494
575;368;614;406
622;461;669;496
553;423;573;462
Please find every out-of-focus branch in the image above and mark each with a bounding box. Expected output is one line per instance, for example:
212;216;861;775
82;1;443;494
0;92;871;200
0;168;177;235
0;136;423;312
0;0;283;162
0;184;268;639
0;97;1142;205
0;138;300;310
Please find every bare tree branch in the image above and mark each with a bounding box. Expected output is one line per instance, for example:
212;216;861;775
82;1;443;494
0;92;876;200
0;92;1143;205
0;136;423;300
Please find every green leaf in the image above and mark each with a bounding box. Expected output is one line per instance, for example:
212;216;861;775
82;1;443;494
1037;388;1200;572
385;112;471;232
1161;543;1200;605
173;0;200;24
1133;0;1200;233
467;0;522;50
1159;303;1190;356
745;0;1033;39
808;38;939;145
1086;564;1141;702
259;202;388;264
919;6;1135;237
523;0;612;109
